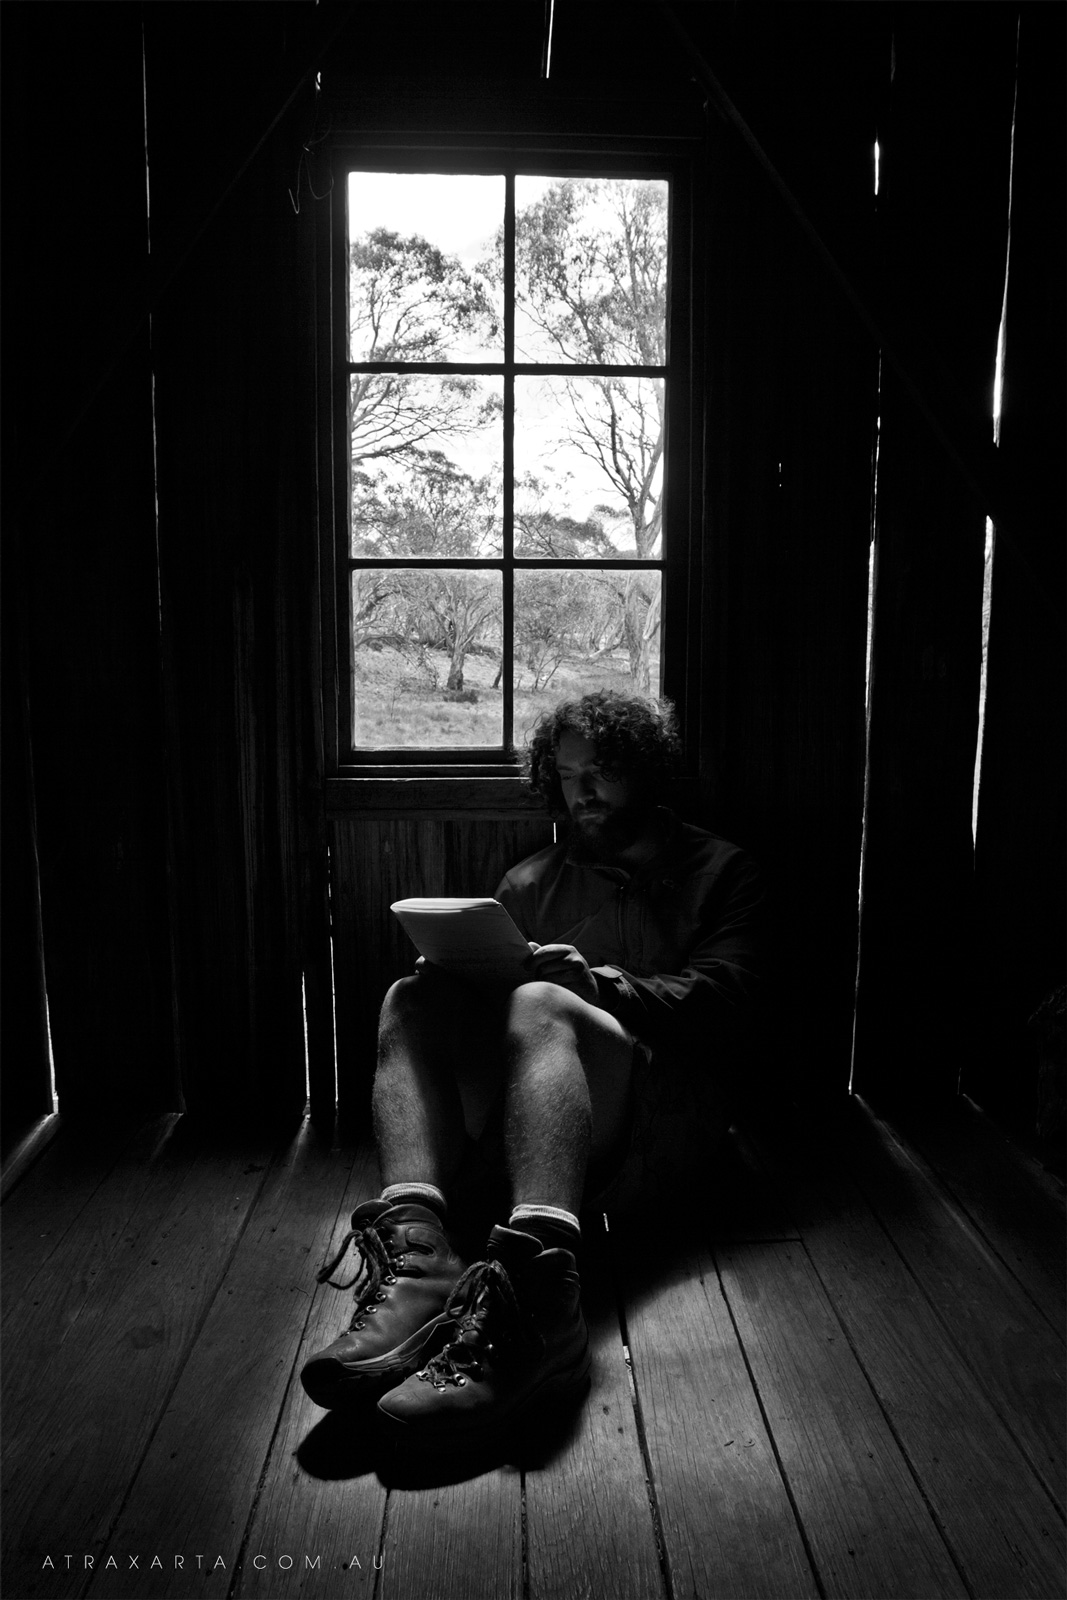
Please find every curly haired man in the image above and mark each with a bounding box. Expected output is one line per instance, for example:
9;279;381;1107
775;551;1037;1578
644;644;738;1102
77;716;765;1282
301;690;764;1447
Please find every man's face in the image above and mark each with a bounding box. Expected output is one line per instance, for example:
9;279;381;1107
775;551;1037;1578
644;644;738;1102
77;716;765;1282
554;731;649;860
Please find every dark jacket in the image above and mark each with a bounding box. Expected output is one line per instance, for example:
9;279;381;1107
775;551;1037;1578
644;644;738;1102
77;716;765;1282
495;809;764;1062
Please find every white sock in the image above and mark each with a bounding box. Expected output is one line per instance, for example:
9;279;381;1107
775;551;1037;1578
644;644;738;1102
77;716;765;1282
509;1203;581;1242
380;1182;447;1218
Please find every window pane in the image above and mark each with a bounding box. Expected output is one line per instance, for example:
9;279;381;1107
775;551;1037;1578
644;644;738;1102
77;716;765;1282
514;177;668;365
351;569;502;748
513;569;662;747
350;375;503;557
514;376;664;558
348;173;504;362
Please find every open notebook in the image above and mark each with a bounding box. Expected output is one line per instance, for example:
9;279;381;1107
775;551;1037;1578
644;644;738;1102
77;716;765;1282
390;897;533;986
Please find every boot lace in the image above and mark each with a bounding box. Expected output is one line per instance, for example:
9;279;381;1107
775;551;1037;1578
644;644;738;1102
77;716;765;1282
316;1219;430;1331
415;1258;529;1388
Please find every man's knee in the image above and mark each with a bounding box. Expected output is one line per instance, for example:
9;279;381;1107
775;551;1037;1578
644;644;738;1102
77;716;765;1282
505;981;627;1063
378;973;503;1083
379;972;455;1046
379;973;420;1029
505;980;578;1039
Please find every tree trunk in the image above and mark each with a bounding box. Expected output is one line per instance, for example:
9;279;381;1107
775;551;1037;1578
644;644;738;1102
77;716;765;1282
444;616;465;690
623;578;653;695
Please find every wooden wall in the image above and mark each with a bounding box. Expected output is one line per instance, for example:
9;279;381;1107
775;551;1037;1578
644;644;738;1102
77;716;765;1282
853;7;1019;1106
142;2;336;1125
3;3;1061;1149
3;3;176;1134
969;5;1067;1131
3;1;338;1140
691;5;884;1105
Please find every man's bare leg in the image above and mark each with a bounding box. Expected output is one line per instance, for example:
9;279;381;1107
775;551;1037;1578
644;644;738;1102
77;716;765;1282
503;980;634;1216
374;973;633;1213
372;973;475;1193
300;971;476;1412
376;978;627;1437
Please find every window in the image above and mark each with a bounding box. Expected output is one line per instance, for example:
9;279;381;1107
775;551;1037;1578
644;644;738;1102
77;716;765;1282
322;135;700;775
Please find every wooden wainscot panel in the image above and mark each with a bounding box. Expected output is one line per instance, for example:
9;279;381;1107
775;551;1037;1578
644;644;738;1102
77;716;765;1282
330;814;555;1120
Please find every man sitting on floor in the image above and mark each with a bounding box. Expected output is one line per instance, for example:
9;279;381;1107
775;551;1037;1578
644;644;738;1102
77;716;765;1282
301;690;764;1445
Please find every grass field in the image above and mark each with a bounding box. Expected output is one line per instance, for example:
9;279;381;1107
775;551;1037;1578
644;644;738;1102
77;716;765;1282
351;644;643;750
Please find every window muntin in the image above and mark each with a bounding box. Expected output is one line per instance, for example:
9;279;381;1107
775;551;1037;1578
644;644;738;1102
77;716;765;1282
341;168;671;759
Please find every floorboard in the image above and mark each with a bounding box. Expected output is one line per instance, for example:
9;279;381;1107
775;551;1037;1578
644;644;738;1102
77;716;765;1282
620;1224;820;1600
376;1465;522;1600
523;1214;666;1600
890;1098;1067;1339
1;1115;173;1309
765;1132;1066;1599
233;1144;387;1598
79;1123;359;1600
837;1100;1067;1504
2;1101;1063;1600
2;1119;184;1429
3;1122;276;1600
718;1239;970;1599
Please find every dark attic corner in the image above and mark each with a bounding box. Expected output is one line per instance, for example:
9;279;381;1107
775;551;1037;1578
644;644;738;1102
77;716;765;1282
1;4;1064;1597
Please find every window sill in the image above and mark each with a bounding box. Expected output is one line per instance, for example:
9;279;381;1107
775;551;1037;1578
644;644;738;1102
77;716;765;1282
324;772;703;823
324;773;546;821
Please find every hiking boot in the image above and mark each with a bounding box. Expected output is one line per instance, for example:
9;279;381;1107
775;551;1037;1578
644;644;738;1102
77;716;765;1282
376;1225;591;1444
300;1200;466;1409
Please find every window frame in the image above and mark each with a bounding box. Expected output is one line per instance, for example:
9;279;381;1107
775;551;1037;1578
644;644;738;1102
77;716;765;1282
317;107;705;808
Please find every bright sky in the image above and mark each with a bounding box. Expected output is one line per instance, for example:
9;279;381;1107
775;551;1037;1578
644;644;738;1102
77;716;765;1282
348;172;558;267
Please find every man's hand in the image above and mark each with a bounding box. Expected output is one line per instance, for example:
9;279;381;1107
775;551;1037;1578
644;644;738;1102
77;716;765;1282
524;943;599;1007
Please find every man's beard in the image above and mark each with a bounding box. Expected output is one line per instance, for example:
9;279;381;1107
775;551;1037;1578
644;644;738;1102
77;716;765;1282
566;801;655;864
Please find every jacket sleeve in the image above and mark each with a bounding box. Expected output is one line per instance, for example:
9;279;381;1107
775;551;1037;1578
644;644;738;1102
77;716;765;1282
589;854;766;1053
499;870;547;940
495;871;532;940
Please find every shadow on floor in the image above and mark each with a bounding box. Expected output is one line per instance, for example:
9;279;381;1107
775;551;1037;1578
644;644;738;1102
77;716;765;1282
296;1381;589;1489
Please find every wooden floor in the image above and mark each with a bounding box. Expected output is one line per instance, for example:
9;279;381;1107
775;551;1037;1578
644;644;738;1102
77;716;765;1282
2;1094;1064;1600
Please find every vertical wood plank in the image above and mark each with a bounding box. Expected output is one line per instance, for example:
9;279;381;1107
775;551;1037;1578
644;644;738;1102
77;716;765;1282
144;6;328;1124
970;5;1067;1131
0;531;54;1143
5;2;177;1117
696;6;882;1105
853;7;1018;1106
306;175;343;1127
